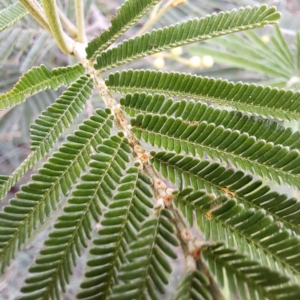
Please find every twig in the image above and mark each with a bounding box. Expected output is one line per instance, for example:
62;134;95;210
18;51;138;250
74;0;86;43
19;0;51;32
169;204;225;299
58;8;78;39
41;0;74;54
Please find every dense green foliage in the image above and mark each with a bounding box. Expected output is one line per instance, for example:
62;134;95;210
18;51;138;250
0;1;300;299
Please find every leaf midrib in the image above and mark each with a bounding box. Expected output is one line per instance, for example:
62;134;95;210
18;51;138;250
0;77;91;201
97;20;278;73
0;116;112;263
0;65;82;106
204;249;281;299
133;128;300;188
154;157;300;234
40;139;126;298
191;201;300;275
103;174;140;298
112;86;300;120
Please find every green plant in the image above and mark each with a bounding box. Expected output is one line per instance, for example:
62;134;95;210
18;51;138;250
0;0;300;299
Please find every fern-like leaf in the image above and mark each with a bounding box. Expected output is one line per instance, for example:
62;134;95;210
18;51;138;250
203;243;300;300
121;93;300;152
95;5;280;72
78;167;154;300
174;189;300;276
0;75;93;201
86;0;160;61
0;2;27;32
106;70;300;121
110;208;179;300
151;151;300;234
19;133;131;300
0;109;113;272
188;28;295;81
0;63;85;109
131;113;300;189
172;270;213;300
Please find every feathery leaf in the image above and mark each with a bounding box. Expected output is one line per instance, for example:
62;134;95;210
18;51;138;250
203;243;300;300
86;0;160;61
106;70;300;121
78;167;154;300
172;270;213;300
0;63;85;110
121;93;300;152
175;189;300;276
19;133;132;300
0;109;113;273
0;75;93;201
151;151;300;234
110;209;179;300
95;5;280;72
0;2;27;32
131;113;300;189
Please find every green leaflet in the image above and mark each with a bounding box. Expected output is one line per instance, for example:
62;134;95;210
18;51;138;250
110;209;179;300
174;189;300;276
0;109;113;273
106;70;300;121
150;151;300;234
121;93;300;152
0;2;27;32
0;75;93;201
95;5;280;72
203;243;300;300
78;167;154;299
131;113;300;190
86;0;160;61
0;63;85;109
19;134;132;299
172;270;213;300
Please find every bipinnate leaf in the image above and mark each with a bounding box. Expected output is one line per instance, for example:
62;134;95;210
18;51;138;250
86;0;160;61
0;2;27;32
0;75;93;201
110;209;179;300
151;151;300;234
174;189;300;276
106;70;300;121
131;113;300;190
0;109;113;273
19;133;132;299
78;167;154;300
95;5;280;72
203;243;300;300
0;63;85;110
121;93;300;153
173;270;213;300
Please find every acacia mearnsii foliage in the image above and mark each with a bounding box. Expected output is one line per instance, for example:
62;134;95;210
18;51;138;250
0;0;300;299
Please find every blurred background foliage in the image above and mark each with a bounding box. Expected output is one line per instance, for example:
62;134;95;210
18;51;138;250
0;0;299;298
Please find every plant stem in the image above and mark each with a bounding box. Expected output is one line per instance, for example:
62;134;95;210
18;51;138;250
41;0;73;54
74;0;86;43
75;0;86;43
19;0;50;32
58;8;78;39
